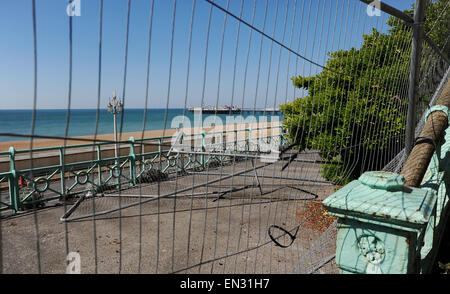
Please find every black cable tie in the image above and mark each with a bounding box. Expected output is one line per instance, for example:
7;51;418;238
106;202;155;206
414;136;436;148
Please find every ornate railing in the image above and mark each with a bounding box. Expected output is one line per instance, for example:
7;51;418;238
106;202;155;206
0;124;284;213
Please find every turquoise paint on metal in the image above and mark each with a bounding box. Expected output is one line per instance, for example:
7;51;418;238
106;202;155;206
424;105;450;124
358;171;405;190
335;218;414;274
323;170;437;274
8;147;19;212
324;125;450;273
417;126;450;273
129;136;136;185
59;146;66;198
201;131;206;168
97;144;102;186
246;127;251;153
323;173;436;227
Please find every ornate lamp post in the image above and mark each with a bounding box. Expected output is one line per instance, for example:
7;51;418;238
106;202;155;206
107;90;123;159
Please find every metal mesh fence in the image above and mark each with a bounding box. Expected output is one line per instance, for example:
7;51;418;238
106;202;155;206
0;0;448;274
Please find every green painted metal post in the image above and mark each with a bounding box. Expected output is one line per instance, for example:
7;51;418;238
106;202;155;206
129;137;136;185
59;146;66;198
115;141;120;188
246;127;251;153
234;128;238;152
8;147;19;212
323;171;437;274
97;144;102;186
179;133;185;171
201;131;206;168
416;125;450;273
279;125;283;148
158;138;162;171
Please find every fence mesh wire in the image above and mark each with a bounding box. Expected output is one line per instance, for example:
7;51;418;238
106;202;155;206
0;0;449;274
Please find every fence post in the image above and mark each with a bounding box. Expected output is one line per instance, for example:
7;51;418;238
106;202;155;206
323;171;437;274
405;0;427;156
158;137;162;171
96;144;102;186
201;131;206;168
246;127;251;153
129;137;136;185
179;132;185;171
279;125;283;148
59;146;66;198
234;128;238;152
8;147;19;212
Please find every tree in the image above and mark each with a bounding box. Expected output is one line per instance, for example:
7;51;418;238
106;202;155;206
280;0;449;184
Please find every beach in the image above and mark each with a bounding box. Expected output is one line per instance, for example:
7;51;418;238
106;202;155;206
0;121;282;174
0;109;283;147
0;128;178;152
0;121;282;152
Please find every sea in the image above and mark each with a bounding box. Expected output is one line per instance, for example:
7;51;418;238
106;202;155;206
0;109;282;142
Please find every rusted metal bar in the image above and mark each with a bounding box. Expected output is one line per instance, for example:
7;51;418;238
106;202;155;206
401;78;450;187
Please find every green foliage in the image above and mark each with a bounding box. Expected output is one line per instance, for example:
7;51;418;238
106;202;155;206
280;0;448;183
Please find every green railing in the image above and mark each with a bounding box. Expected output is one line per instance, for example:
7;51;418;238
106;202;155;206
0;124;285;213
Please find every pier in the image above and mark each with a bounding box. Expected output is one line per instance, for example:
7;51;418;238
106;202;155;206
188;106;280;114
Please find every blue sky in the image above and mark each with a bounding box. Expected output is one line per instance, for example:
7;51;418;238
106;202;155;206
0;0;415;110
